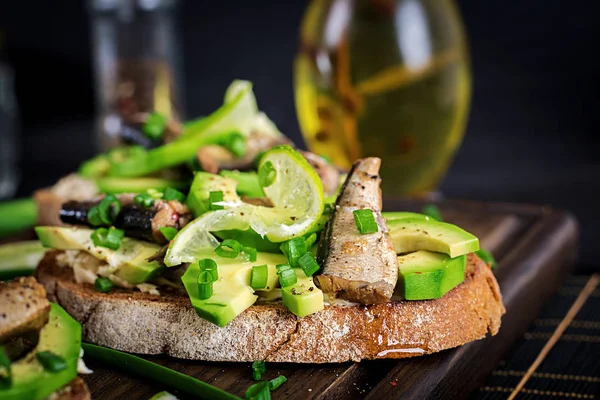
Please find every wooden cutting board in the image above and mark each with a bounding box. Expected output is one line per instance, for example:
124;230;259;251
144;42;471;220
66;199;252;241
34;199;583;399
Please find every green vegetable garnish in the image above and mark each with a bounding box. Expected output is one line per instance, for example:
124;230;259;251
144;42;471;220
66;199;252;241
297;252;319;277
258;161;276;188
0;198;38;239
88;195;121;226
279;237;307;268
269;375;287;391
353;209;378;234
143;112;168;141
250;265;268;290
164;187;186;203
0;346;11;389
159;227;179;241
94;277;114;293
199;258;218;281
91;227;125;250
252;360;266;381
245;381;270;400
276;264;297;287
36;351;67;373
209;191;225;210
82;343;241;400
215;239;243;258
242;246;257;262
223;132;247;157
197;271;215;300
305;233;318;248
134;193;154;208
422;204;443;222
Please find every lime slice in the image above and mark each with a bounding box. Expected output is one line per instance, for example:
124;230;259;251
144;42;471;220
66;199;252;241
164;145;324;266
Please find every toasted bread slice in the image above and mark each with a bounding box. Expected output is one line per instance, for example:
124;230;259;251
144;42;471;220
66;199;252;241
36;251;504;363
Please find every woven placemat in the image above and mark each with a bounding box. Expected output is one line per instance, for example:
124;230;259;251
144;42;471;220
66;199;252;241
477;274;600;399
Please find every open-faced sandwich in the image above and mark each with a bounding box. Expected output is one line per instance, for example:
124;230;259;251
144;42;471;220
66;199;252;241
5;80;504;365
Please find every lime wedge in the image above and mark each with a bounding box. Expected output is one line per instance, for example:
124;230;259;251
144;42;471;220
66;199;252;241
164;145;324;266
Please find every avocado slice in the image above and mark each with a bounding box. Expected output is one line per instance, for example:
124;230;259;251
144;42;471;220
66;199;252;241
3;303;81;400
182;252;287;327
95;177;188;194
35;226;164;285
382;211;430;222
282;268;324;317
387;218;479;258
396;251;466;300
187;172;241;217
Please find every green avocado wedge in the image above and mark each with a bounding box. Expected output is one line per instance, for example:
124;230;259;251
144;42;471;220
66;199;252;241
387;218;479;258
396;251;466;300
2;303;81;400
35;227;164;285
381;211;430;222
281;268;324;317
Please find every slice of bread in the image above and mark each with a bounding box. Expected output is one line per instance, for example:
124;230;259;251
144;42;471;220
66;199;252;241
36;251;504;363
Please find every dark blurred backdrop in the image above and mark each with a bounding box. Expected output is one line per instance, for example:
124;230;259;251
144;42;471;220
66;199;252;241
0;0;598;266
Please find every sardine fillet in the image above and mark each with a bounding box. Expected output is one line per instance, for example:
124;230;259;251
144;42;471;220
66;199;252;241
315;158;398;304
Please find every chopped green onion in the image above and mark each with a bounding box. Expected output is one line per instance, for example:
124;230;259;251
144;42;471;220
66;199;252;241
323;203;333;214
258;161;276;188
475;248;498;269
0;346;11;389
87;207;103;226
82;343;240;400
159;227;179;241
99;195;121;225
422;204;443;222
197;271;215;300
215;239;242;258
298;252;320;277
353;209;378;234
242;246;257;262
164;187;186;203
143;112;168;141
223;132;247;157
91;227;125;250
245;382;270;400
279;238;307;268
199;259;219;281
147;188;164;199
305;233;318;248
251;360;266;381
95;277;114;293
209;191;225;210
269;375;287;391
250;265;268;290
36;351;67;373
276;264;297;287
135;193;154;207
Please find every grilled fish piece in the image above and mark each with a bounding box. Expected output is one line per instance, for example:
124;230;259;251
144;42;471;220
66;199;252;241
315;157;398;304
60;197;193;244
0;276;50;346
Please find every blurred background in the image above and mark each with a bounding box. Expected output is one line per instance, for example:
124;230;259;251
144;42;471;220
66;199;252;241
0;0;598;266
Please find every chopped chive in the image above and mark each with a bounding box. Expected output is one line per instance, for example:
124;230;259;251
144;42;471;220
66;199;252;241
159;227;179;241
353;209;378;234
245;381;270;400
95;277;114;293
279;238;307;268
224;133;247;157
242;246;257;262
147;188;164;199
209;191;225;211
98;194;121;225
134;193;154;207
269;375;287;391
164;187;186;203
87;206;103;226
276;264;297;287
199;259;219;281
215;239;242;258
422;204;443;222
305;233;318;248
91;227;125;250
297;252;319;277
0;347;11;389
143;112;168;140
36;351;67;373
197;271;215;300
250;265;268;290
251;360;266;381
258;161;276;188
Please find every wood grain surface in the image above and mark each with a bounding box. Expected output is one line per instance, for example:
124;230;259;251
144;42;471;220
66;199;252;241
6;199;581;399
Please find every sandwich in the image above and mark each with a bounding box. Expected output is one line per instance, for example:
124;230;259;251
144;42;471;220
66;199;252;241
14;80;504;364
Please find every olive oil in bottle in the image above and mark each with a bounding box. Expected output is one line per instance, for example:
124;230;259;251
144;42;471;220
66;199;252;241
294;0;471;196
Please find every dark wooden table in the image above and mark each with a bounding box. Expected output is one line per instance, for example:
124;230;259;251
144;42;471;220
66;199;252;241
72;198;579;399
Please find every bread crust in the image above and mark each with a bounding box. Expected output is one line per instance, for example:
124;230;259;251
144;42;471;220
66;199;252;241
36;251;504;363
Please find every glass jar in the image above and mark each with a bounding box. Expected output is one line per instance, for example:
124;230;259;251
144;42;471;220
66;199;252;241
88;0;184;151
294;0;471;197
